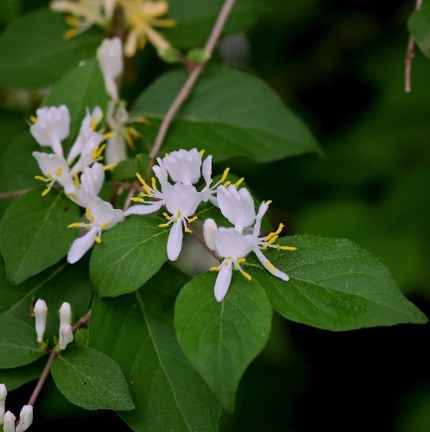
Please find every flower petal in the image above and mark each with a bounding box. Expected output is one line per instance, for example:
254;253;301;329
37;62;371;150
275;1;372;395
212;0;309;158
253;248;289;281
124;200;164;216
167;219;183;261
214;261;233;302
67;227;98;264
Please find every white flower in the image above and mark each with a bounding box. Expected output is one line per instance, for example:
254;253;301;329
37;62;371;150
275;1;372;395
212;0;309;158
30;105;70;158
59;323;74;351
67;193;124;264
59;302;72;327
0;383;7;426
15;405;33;432
217;184;255;233
97;37;123;101
3;411;16;432
204;190;295;302
32;152;77;197
34;299;48;344
76;162;105;204
125;165;201;261
161;148;203;185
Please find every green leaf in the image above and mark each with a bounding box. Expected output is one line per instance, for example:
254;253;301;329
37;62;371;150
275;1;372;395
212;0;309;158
90;216;169;297
0;314;44;368
0;357;45;391
166;0;269;48
251;235;428;331
409;1;430;58
51;345;134;411
0;261;92;340
44;57;109;150
133;66;319;162
89;265;221;431
0;189;80;284
0;8;103;89
111;154;150;181
174;272;273;412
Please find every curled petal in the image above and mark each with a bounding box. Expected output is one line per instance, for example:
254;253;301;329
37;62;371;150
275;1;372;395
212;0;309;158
253;248;289;282
214;261;233;302
16;405;33;432
124;200;164;216
203;218;217;251
67;227;98;264
167;220;183;261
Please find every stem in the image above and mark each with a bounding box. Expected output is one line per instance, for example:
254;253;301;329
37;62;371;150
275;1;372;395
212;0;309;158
405;0;423;92
149;0;236;162
27;349;57;407
72;310;91;332
0;189;29;200
189;227;219;260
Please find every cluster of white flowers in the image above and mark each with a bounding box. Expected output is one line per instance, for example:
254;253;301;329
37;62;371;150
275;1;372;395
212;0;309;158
30;105;124;264
34;299;74;351
0;387;32;432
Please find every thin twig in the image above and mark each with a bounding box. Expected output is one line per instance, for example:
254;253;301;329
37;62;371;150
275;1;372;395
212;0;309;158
27;349;57;406
405;0;424;92
0;189;29;200
72;310;91;332
149;0;236;163
189;227;219;260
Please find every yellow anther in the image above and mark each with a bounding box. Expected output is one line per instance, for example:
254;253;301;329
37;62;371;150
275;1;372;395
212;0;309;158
73;171;80;187
85;208;94;224
34;175;48;182
242;272;252;281
103;163;116;171
223;181;231;187
220;167;230;183
131;197;144;203
177;210;182;218
266;260;275;274
41;187;51;196
136;172;153;196
68;192;78;200
162;212;172;221
30;115;37;124
184;227;192;233
101;221;110;229
236;258;246;264
103;131;115;140
92;144;106;161
65;16;81;27
151;177;157;190
233;177;245;188
188;216;198;224
90;113;103;131
199;149;205;157
210;266;221;272
94;236;102;244
266;235;279;245
68;222;86;229
158;223;169;228
64;28;77;40
47;173;54;180
265;200;273;206
278;246;297;251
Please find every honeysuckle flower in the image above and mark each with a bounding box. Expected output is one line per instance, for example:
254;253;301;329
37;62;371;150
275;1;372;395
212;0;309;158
59;302;72;327
34;299;48;344
97;37;123;101
204;194;296;302
0;383;6;426
162;148;203;185
59;323;74;350
67;192;124;264
3;411;16;432
78;162;105;201
119;0;175;57
15;405;33;432
217;184;255;233
30;105;70;158
51;0;116;40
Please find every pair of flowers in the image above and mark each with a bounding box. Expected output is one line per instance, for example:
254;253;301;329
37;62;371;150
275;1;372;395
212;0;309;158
0;386;32;432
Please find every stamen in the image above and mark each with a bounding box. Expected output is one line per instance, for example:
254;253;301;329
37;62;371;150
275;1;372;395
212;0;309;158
34;175;48;182
210;266;221;272
94;236;102;244
103;131;115;140
184;227;192;233
265;200;273;206
101;221;110;229
223;181;231;187
91;113;104;130
136;173;153;196
199;149;205;157
131;197;144;202
177;210;182;218
64;28;77;40
233;177;245;187
159;223;170;228
220;167;230;183
236;258;246;264
65;16;81;27
151;177;157;190
68;192;78;200
242;272;252;281
162;212;172;221
68;222;86;228
187;215;198;223
30;115;37;124
103;163;116;171
41;186;51;196
73;172;80;187
278;245;297;251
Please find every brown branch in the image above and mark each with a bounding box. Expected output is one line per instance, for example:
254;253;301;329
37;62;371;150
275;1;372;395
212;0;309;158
405;0;424;92
72;310;91;332
189;227;219;260
149;0;236;163
0;189;29;200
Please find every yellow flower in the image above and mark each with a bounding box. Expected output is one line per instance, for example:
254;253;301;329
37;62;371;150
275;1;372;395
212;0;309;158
119;0;175;57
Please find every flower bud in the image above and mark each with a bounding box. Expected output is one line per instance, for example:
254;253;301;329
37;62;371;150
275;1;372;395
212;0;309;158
34;299;48;343
3;410;16;432
59;302;72;327
59;323;74;351
0;383;7;426
203;218;217;251
15;405;33;432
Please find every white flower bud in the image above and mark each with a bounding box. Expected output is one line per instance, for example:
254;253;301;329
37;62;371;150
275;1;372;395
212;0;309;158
0;383;7;426
59;302;72;327
203;218;217;251
15;405;33;432
3;410;16;432
59;323;74;351
34;299;48;343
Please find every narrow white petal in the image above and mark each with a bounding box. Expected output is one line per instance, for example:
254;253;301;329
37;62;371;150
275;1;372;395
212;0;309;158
214;261;233;302
34;299;48;343
105;134;127;165
59;323;74;350
203;219;217;250
124;201;164;216
254;248;289;281
167;220;183;261
3;411;16;432
67;228;98;264
15;405;33;432
59;302;72;327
